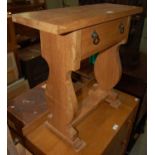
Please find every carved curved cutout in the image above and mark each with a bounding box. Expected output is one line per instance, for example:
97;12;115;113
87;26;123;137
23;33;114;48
94;44;122;90
40;30;86;150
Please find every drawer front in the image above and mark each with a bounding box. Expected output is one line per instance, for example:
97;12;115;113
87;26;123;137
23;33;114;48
81;17;130;59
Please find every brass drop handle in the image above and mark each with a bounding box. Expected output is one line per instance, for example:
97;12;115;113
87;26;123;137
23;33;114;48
119;23;125;34
91;31;100;45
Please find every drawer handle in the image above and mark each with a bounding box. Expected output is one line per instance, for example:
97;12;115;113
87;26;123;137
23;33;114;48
119;23;125;34
91;31;100;45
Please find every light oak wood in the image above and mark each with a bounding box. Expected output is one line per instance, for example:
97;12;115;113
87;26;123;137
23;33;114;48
12;3;142;35
12;3;142;151
94;43;122;90
40;30;86;150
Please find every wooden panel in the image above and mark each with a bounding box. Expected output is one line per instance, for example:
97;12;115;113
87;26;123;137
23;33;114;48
7;69;18;85
12;3;142;34
7;15;17;52
7;78;29;102
81;17;130;59
7;52;19;84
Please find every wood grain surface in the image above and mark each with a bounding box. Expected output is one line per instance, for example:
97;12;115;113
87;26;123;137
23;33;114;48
12;3;142;34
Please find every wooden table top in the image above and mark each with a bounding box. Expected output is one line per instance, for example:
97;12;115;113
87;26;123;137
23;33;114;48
12;3;142;35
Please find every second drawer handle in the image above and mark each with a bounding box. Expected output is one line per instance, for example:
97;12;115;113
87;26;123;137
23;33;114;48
91;31;100;45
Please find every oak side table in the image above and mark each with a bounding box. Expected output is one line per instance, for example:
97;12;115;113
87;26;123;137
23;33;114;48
12;3;142;151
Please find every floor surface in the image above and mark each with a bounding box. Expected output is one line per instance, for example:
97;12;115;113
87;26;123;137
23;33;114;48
129;125;147;155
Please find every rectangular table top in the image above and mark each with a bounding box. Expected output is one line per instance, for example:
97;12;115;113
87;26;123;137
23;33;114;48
12;3;142;35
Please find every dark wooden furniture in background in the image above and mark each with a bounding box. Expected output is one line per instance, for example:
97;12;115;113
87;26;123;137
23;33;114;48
7;0;45;46
18;44;49;88
8;1;46;13
7;14;21;77
7;15;17;53
7;0;48;88
7;0;46;78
